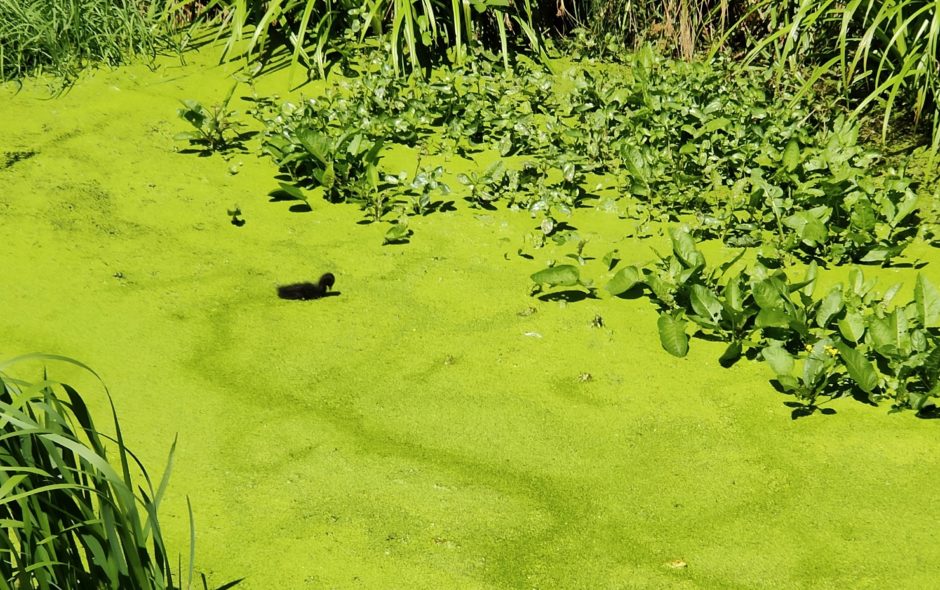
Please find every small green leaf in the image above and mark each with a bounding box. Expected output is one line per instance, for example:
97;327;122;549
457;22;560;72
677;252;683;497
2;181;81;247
702;116;731;134
277;182;307;201
838;312;866;343
776;374;801;393
602;249;620;270
606;266;641;295
384;222;410;243
815;287;843;328
719;341;743;367
782;139;800;171
669;226;705;269
914;274;940;328
320;161;336;190
783;210;829;246
296;128;330;164
657;313;689;358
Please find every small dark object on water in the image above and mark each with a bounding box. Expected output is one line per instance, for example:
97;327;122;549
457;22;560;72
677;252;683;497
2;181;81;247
277;273;335;300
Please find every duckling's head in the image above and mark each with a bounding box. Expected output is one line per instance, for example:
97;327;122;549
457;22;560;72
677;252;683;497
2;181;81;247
319;273;336;292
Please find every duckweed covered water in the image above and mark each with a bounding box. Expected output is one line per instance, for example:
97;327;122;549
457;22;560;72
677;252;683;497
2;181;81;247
2;48;940;589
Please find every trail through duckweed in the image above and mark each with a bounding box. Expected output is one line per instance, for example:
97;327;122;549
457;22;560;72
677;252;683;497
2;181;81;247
2;49;940;589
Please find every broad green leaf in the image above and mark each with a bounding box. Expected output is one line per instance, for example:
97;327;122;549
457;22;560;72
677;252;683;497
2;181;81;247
319;161;336;190
296;128;330;164
782;139;801;171
868;316;897;356
657;314;689;358
783;210;828;246
836;342;878;393
756;308;791;329
753;278;784;310
869;309;910;357
883;283;903;306
530;264;580;287
366;163;380;192
914;274;940;328
802;261;818;297
762;345;794;376
834;342;878;393
669;227;705;269
891;193;918;227
702;117;731;134
803;352;829;386
690;284;723;324
644;272;674;304
723;275;746;312
815;287;844;328
838;312;866;343
606;266;641;295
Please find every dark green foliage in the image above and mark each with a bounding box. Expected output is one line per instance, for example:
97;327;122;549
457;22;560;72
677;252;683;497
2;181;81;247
250;47;928;259
175;84;245;154
190;0;543;78
730;0;940;160
0;0;181;81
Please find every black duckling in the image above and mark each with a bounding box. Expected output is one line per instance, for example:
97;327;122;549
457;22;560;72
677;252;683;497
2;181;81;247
277;273;335;300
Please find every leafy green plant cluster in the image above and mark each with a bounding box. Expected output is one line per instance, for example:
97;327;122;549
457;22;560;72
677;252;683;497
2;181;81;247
0;354;242;589
175;84;246;154
253;47;927;261
603;227;940;416
557;48;924;263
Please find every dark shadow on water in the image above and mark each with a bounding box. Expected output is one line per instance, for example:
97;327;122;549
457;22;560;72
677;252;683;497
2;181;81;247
464;197;497;210
551;221;579;234
537;289;597;303
426;200;457;214
783;401;837;420
289;203;312;213
916;405;940;419
268;189;300;202
885;260;929;269
611;285;645;300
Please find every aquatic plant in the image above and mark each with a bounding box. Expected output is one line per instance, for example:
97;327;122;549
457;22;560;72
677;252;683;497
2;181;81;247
0;353;241;589
598;228;940;417
175;84;246;154
0;0;181;81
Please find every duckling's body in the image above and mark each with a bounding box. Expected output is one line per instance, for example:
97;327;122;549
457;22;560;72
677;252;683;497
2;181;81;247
277;273;335;300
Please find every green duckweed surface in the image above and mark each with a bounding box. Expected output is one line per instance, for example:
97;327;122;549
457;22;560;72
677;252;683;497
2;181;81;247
2;48;940;589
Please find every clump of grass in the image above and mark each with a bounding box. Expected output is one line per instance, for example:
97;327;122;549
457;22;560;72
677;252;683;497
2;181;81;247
0;0;180;81
0;353;239;589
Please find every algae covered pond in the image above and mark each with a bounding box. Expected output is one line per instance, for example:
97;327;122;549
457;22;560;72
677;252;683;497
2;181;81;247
3;47;940;589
